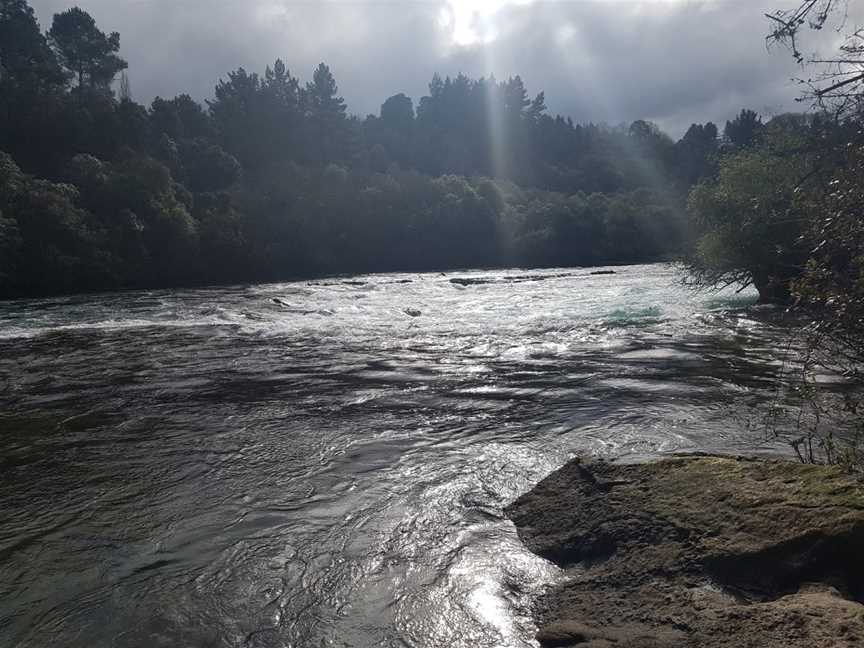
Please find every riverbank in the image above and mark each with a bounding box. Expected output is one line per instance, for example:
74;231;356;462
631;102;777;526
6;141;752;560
506;455;864;648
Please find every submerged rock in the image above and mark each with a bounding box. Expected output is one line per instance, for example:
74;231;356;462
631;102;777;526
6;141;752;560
450;277;491;286
506;456;864;648
448;273;577;288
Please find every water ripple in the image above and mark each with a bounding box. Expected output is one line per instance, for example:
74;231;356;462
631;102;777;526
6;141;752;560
0;264;797;647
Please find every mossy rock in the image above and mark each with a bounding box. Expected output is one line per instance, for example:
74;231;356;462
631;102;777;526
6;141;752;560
507;456;864;648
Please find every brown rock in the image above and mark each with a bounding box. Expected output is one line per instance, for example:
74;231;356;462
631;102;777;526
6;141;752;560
506;456;864;648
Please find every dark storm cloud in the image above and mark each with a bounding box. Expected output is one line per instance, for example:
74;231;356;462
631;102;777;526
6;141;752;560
29;0;446;115
28;0;860;135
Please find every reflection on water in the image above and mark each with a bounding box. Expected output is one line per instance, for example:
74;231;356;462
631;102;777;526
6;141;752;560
0;265;795;647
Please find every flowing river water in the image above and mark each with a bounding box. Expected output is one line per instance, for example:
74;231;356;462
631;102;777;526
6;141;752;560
0;264;797;647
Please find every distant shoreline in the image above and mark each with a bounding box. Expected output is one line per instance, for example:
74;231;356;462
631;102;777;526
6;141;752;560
0;260;656;302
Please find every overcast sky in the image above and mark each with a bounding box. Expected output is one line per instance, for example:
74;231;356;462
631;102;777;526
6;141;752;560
29;0;860;137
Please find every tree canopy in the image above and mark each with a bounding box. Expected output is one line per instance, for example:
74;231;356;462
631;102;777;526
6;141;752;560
0;0;734;299
48;7;126;92
678;0;864;467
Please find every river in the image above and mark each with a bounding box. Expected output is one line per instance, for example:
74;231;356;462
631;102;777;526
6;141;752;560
0;264;796;647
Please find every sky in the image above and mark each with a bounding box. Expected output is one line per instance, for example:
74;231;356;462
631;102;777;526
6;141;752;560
29;0;861;137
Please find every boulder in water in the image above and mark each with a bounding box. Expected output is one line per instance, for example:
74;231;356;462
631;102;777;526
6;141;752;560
450;277;490;286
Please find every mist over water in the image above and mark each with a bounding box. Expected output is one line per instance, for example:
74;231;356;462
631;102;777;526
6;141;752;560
0;264;794;647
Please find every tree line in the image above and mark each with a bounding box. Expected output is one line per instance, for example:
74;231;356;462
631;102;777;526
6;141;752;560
1;0;759;297
685;0;864;468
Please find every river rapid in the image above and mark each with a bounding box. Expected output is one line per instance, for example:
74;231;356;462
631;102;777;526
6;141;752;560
0;264;795;647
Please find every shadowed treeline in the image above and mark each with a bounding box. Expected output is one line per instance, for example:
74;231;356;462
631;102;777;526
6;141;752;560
1;1;738;297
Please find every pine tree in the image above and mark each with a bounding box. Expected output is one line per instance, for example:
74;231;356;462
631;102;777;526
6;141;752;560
48;7;127;92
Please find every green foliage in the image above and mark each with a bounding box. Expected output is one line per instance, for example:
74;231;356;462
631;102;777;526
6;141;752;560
0;0;65;92
0;0;715;298
177;139;241;193
0;151;111;294
0;208;22;282
685;122;821;302
303;63;349;164
48;7;127;92
194;192;249;282
151;95;212;141
0;0;67;174
380;94;414;131
685;100;864;468
791;136;864;368
675;122;718;186
755;0;864;472
724;109;763;149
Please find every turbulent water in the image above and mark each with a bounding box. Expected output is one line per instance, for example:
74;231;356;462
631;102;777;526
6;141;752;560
0;264;797;647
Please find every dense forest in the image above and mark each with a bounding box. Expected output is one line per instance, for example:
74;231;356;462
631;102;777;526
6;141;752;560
681;0;864;467
0;0;773;298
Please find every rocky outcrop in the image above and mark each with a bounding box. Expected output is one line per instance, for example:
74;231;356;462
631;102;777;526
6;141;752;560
506;456;864;648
